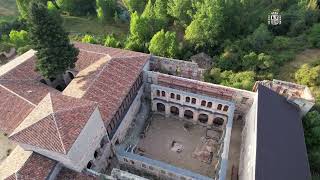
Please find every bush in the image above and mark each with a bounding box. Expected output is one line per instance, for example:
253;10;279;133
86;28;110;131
81;34;97;44
9;30;29;48
0;42;14;52
309;23;320;48
17;45;32;55
104;34;121;48
295;64;320;86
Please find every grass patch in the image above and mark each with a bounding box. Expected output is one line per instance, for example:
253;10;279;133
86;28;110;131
63;15;129;36
0;0;18;22
277;49;320;82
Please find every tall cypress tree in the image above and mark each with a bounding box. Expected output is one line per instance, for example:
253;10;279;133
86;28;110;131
28;1;78;79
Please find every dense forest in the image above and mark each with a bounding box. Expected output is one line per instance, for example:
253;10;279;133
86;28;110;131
0;0;320;178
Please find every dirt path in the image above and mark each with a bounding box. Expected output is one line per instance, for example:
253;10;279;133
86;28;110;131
277;49;320;82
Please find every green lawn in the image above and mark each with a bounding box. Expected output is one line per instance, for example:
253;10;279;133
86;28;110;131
62;15;128;36
277;49;320;82
0;0;18;22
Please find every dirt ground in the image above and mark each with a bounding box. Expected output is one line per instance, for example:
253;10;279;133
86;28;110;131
226;119;243;180
137;114;222;178
0;132;16;163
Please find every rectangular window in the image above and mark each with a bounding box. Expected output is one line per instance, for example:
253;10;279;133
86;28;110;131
176;94;181;100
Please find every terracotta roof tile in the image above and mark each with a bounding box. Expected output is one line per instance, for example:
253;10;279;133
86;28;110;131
10;93;98;154
56;167;98;180
75;50;106;71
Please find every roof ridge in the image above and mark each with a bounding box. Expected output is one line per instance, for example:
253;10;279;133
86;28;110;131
54;103;96;114
49;94;67;154
0;84;36;107
78;48;109;56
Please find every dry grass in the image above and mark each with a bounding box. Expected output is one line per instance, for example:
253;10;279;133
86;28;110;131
277;49;320;82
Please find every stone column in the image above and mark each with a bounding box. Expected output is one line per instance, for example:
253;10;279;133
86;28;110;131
193;111;199;123
152;101;157;112
208;114;214;126
165;104;170;117
179;107;184;119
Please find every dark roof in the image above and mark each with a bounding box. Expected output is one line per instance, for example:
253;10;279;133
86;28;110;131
256;85;311;180
56;167;98;180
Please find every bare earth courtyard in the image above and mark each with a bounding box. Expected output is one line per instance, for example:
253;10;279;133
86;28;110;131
137;114;221;178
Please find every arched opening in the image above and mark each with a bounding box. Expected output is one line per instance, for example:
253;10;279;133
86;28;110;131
176;94;181;100
157;103;165;112
217;104;222;110
94;150;98;159
223;106;229;112
87;161;93;169
198;114;209;124
186;97;190;103
156;90;160;96
68;72;74;80
161;91;166;97
170;106;179;116
55;85;63;92
191;98;196;104
213;117;224;126
184;110;193;119
207;102;212;108
40;79;47;85
170;93;175;99
201;100;206;106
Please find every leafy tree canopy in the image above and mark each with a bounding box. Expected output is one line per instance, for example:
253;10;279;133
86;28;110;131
149;29;178;58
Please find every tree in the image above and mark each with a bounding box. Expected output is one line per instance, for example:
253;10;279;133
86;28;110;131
28;2;79;79
104;34;121;48
242;52;273;72
295;64;320;86
303;111;320;173
56;0;96;16
16;0;59;18
122;0;146;14
96;0;116;21
309;23;320;48
247;23;273;52
185;0;225;52
220;70;256;90
167;0;193;26
149;30;178;58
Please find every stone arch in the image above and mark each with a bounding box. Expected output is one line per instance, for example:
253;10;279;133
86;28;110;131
161;91;166;97
184;110;194;119
198;113;209;124
223;105;229;112
156;90;160;96
186;97;190;103
201;100;206;106
191;98;197;104
170;106;179;116
217;104;223;110
157;103;166;112
207;102;212;108
68;72;75;80
213;117;224;126
170;93;175;99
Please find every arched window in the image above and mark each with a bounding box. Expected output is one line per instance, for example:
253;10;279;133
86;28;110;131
213;117;224;126
207;102;212;108
87;161;93;169
94;150;98;159
201;100;206;106
198;114;209;124
176;94;181;100
217;104;222;110
223;106;229;112
170;93;175;99
156;90;160;96
68;72;74;80
161;91;166;97
184;110;193;119
191;98;196;104
170;106;179;116
157;103;165;112
186;97;190;103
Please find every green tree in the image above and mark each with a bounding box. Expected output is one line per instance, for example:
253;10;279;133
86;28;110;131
309;23;320;48
220;70;256;90
149;30;178;58
96;0;116;21
247;23;273;52
122;0;146;13
57;0;96;16
9;30;29;48
295;64;320;86
28;2;79;79
16;0;59;18
104;34;121;48
204;67;222;84
303;111;320;173
242;52;273;72
185;0;225;52
167;0;193;26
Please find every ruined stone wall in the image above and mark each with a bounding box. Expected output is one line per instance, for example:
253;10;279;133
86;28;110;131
149;56;204;80
144;71;256;118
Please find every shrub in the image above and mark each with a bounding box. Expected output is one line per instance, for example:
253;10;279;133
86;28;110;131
81;34;97;44
104;34;121;48
9;30;29;48
309;23;320;48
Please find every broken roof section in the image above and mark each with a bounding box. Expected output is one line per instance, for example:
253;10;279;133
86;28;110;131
256;85;311;180
9;93;98;154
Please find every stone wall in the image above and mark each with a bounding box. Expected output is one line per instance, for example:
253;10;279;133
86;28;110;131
149;56;204;80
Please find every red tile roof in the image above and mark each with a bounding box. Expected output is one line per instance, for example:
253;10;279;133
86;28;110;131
56;167;98;180
4;153;56;180
10;93;98;154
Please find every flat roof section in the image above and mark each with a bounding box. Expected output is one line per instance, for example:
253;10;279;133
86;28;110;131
256;85;311;180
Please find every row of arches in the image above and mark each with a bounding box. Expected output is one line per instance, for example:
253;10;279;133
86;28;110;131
156;103;225;126
155;90;230;113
